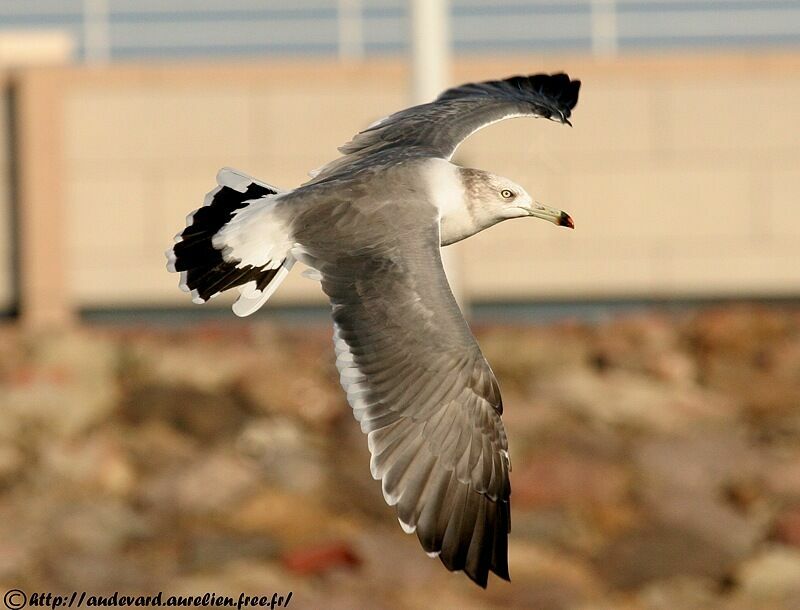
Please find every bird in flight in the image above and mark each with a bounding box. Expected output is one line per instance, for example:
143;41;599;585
167;73;580;587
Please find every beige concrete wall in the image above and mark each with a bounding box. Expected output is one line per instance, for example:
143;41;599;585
10;52;800;315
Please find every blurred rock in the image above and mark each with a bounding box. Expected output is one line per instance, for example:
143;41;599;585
236;417;324;493
765;455;800;500
634;431;767;558
737;547;800;598
282;541;361;576
635;576;718;610
126;337;264;393
513;451;630;511
401;588;485;610
593;523;736;590
688;307;800;417
344;526;444;591
54;499;149;553
123;419;200;473
121;383;250;442
0;539;32;582
0;306;799;607
501;542;605;609
237;370;343;430
722;477;768;515
771;508;800;548
688;306;793;357
43;550;156;592
0;330;118;442
592;314;697;385
478;325;591;392
497;578;595;610
40;433;136;496
321;416;388;521
0;444;24;487
145;450;259;515
512;509;601;552
183;531;280;570
229;488;358;546
536;367;735;433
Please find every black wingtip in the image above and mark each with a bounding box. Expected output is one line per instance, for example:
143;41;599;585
500;73;581;125
526;73;580;105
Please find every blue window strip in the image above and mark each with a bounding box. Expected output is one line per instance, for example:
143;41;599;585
0;1;797;61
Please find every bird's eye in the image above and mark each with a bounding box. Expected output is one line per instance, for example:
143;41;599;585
500;189;514;199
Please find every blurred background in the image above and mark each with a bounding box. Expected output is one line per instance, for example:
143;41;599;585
0;1;799;608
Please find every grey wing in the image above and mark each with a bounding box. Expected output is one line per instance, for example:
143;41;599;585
309;72;580;183
299;221;511;587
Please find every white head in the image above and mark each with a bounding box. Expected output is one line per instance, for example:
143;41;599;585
460;167;574;230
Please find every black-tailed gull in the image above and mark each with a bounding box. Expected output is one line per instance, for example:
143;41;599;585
167;72;580;587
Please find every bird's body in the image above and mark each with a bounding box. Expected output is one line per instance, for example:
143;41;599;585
167;73;580;587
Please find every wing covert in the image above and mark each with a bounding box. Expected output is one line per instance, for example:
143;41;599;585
308;72;580;183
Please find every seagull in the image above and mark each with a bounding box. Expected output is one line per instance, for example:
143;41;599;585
167;73;580;587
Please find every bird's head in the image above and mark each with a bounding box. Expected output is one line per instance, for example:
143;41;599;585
470;170;574;229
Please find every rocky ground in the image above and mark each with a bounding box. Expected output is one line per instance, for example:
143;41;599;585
1;304;800;609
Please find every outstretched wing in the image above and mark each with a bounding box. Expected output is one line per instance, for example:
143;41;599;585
309;72;580;182
295;207;511;587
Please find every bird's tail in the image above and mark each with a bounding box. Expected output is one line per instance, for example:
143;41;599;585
166;168;295;317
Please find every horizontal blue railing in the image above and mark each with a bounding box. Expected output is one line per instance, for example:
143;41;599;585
0;0;797;61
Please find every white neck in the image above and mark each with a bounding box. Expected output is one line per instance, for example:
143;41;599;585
423;159;479;246
425;158;465;215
